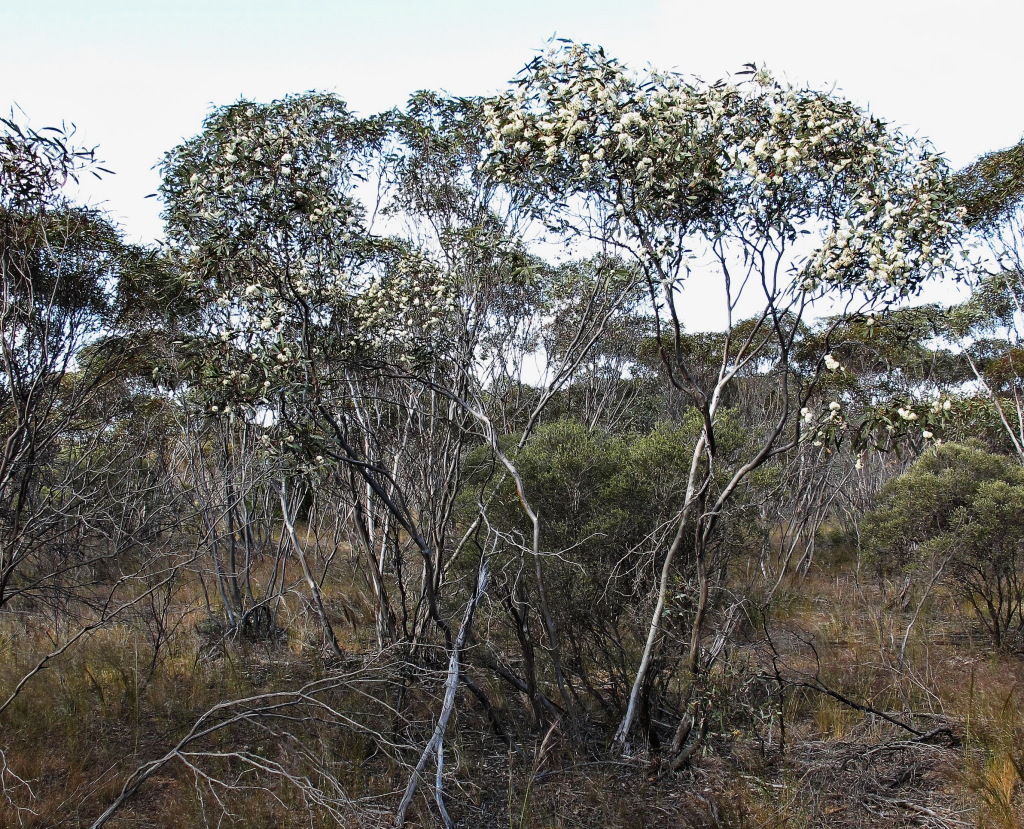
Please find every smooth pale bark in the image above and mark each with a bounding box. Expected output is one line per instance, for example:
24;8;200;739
613;431;706;752
280;482;345;661
394;559;488;828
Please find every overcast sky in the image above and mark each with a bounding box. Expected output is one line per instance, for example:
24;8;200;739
4;0;1020;245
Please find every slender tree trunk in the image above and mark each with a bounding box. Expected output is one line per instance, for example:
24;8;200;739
280;482;344;660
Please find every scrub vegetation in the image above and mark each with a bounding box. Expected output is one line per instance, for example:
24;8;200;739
1;43;1023;827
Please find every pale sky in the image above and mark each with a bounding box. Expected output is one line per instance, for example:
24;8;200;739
4;0;1021;245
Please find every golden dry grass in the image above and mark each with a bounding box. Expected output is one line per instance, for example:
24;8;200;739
0;548;1020;828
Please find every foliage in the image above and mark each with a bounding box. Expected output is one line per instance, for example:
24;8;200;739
862;442;1024;647
955;136;1024;232
0;117;163;612
160;94;456;419
483;42;963;298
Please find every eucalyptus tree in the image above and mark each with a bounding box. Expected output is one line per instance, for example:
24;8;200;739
0;117;166;613
483;42;965;756
160;93;418;645
942;272;1024;459
0;117;201;756
944;139;1024;460
154;84;650;824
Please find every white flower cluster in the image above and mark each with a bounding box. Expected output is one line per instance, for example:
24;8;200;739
800;391;954;456
481;43;965;300
875;398;953;446
482;45;732;226
353;254;459;345
165;95;466;370
162;93;365;277
806;148;962;295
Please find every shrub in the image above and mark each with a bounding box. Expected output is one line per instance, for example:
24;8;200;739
861;441;1024;647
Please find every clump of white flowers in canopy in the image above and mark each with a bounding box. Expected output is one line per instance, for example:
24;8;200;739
483;43;962;301
161;93;458;420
